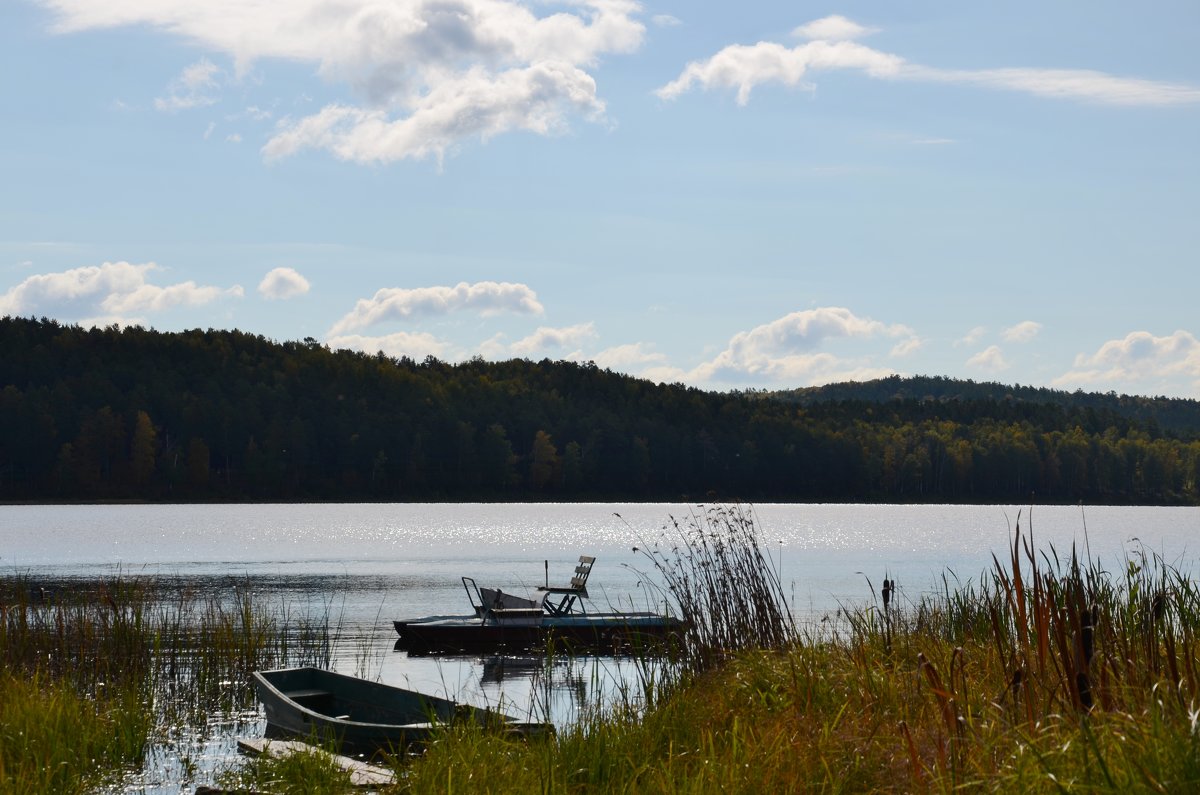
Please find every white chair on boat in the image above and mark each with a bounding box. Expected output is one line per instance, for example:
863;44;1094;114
537;555;595;616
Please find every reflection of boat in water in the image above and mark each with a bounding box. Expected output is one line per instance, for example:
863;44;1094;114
393;556;683;655
477;654;544;684
251;667;548;757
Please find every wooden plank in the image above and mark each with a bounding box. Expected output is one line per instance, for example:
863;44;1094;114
237;738;395;788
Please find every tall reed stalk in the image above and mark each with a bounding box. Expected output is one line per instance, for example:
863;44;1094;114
634;503;795;674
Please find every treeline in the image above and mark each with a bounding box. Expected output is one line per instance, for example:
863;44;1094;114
777;374;1200;435
2;316;1199;504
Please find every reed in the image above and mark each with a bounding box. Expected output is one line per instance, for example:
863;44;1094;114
0;574;334;791
384;511;1200;793
633;503;795;673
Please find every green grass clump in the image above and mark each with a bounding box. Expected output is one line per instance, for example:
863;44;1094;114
214;741;360;794
0;670;150;794
0;574;332;792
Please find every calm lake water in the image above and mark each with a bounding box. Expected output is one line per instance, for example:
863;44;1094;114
2;501;1198;791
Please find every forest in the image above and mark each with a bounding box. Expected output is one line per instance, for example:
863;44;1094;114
2;315;1199;505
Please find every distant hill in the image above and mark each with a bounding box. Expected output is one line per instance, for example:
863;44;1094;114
773;375;1200;437
2;317;1198;505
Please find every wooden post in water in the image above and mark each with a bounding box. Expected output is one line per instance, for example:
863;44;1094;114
545;560;549;588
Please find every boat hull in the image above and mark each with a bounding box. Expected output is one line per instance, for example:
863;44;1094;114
252;666;521;757
393;612;684;655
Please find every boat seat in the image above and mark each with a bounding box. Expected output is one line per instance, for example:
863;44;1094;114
284;689;332;700
537;555;595;616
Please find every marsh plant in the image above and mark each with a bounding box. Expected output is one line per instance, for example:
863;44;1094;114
633;503;795;673
388;510;1200;793
0;575;334;793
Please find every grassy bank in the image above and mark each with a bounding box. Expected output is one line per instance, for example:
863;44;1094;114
220;507;1200;793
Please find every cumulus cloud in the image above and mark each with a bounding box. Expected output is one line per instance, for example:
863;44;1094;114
263;63;605;164
689;306;911;383
1055;330;1200;386
591;341;668;370
39;0;645;164
792;15;877;42
0;261;242;320
477;332;509;360
155;58;222;112
966;345;1009;372
658;37;902;105
890;337;922;357
258;267;311;300
657;14;1200;107
957;326;987;347
590;342;685;383
102;281;243;314
326;330;452;361
510;322;597;356
328;280;543;335
1002;320;1042;343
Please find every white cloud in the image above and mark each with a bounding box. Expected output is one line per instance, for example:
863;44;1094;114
657;16;1200;107
652;14;681;28
263;63;605;164
0;261;242;319
890;337;922;357
792;15;877;42
966;345;1009;372
258;267;311;300
41;0;645;164
957;326;986;347
591;341;667;370
658;39;902;105
101;281;243;314
326;331;452;361
1055;330;1200;386
510;322;597;356
591;342;685;383
477;332;509;360
904;65;1200;106
1002;320;1042;343
155;58;222;112
328;280;543;335
244;105;272;121
689;306;911;383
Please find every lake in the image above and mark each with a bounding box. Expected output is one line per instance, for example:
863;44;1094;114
2;501;1198;791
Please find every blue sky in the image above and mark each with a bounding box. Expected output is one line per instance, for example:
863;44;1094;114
3;1;1199;397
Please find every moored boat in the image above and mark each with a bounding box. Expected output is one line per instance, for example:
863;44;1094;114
251;666;546;757
393;556;684;655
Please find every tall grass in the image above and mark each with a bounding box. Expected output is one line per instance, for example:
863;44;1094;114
386;508;1200;793
633;503;795;674
0;575;334;792
0;669;151;795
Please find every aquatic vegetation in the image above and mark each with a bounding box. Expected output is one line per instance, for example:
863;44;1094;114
631;503;796;674
387;510;1200;793
12;506;1200;792
0;575;334;792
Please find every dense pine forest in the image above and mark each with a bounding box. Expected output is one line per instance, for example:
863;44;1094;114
2;316;1199;504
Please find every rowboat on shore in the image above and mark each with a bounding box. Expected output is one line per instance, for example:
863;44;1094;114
393;556;684;655
251;666;548;757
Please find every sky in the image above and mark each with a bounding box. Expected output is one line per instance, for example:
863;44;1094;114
3;2;1199;398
